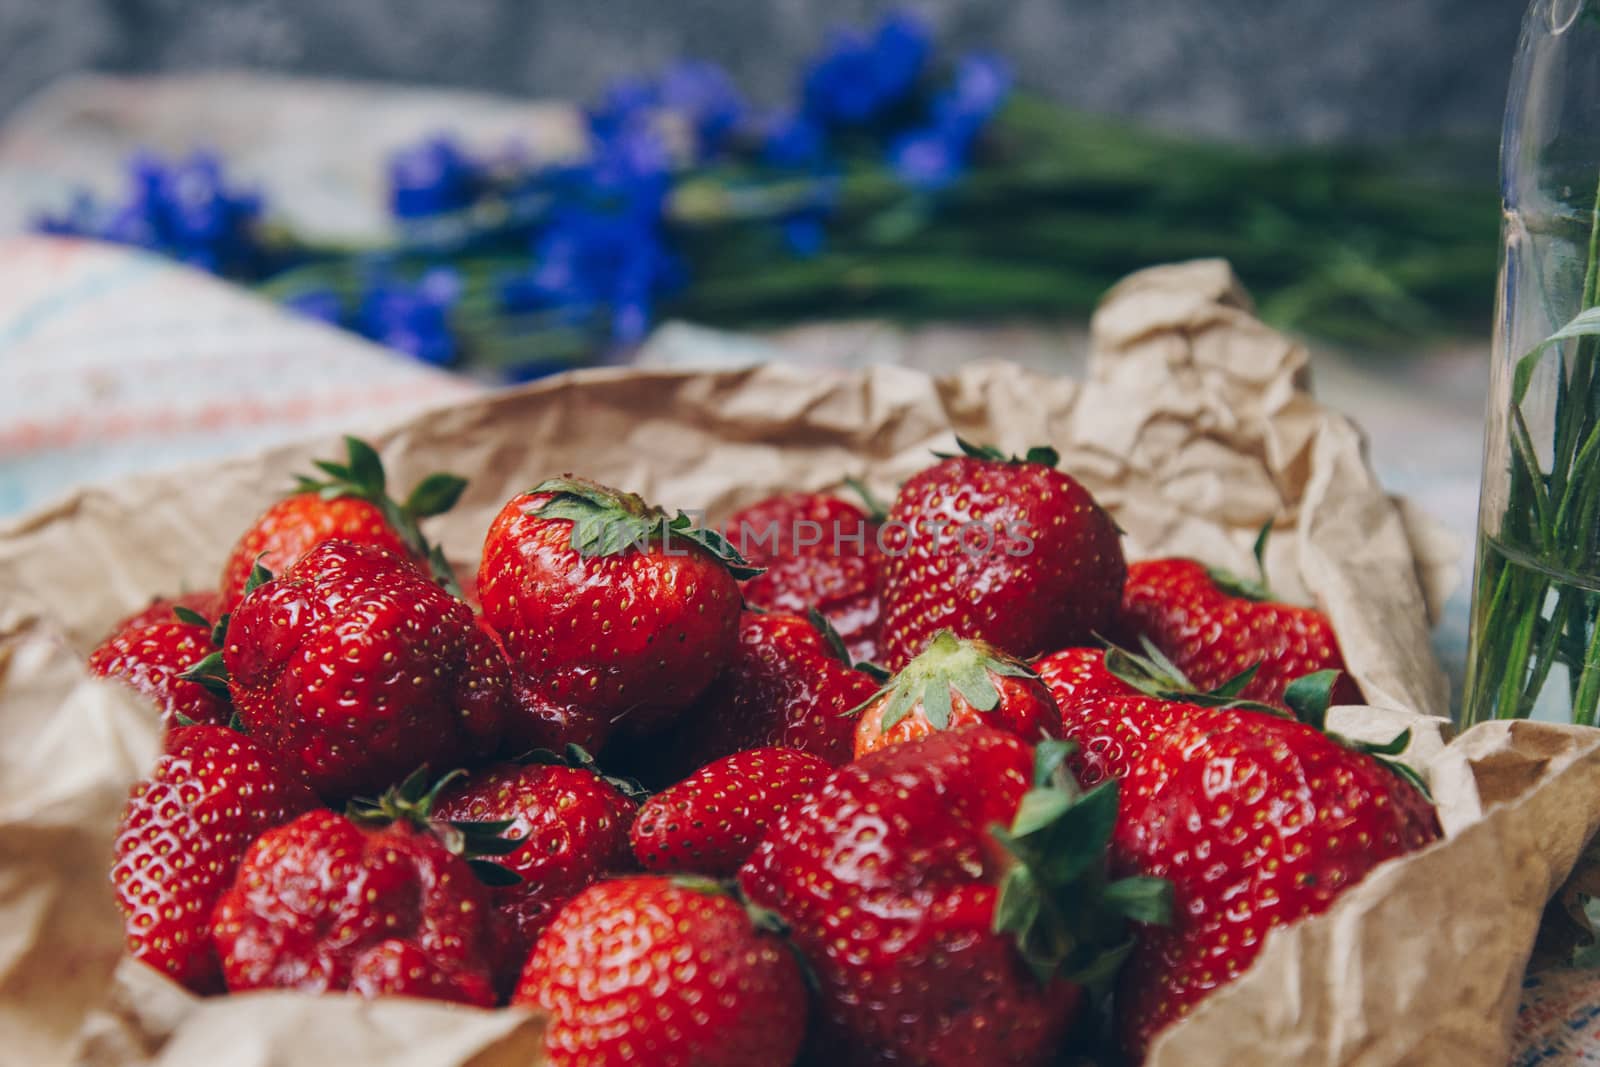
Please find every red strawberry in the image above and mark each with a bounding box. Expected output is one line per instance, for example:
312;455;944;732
1111;678;1439;1059
477;477;749;752
88;605;231;731
432;753;640;969
211;776;506;1005
653;610;881;777
722;490;879;564
1120;540;1361;709
726;490;886;663
111;724;317;992
514;875;808;1067
109;590;224;635
219;436;466;607
224;540;510;801
853;630;1059;757
1032;646;1137;711
878;440;1126;671
742;553;884;665
631;747;832;877
740;726;1169;1067
1034;643;1238;788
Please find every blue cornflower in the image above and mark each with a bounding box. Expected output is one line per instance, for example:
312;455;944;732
35;150;266;277
355;267;462;367
888;127;964;190
587;77;661;141
660;61;745;159
500;204;683;346
931;53;1013;144
762;110;829;170
388;135;483;219
802;10;931;127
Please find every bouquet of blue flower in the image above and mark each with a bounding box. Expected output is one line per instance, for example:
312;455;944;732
35;11;1498;381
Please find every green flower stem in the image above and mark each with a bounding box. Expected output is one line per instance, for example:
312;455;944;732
1468;166;1600;726
1575;607;1600;727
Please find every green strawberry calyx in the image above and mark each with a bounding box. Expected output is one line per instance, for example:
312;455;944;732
1204;520;1276;602
990;739;1173;990
293;435;468;597
842;476;891;522
1099;635;1289;718
807;607;890;682
347;766;525;887
1283;670;1432;800
528;476;762;580
850;629;1037;729
518;742;651;803
935;436;1061;468
174;559;274;701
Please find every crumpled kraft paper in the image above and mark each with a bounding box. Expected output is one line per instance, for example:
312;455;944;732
0;259;1585;1067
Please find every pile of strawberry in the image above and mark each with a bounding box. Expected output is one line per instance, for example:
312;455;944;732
90;435;1441;1066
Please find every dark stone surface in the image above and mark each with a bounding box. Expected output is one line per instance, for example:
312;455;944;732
0;0;1526;144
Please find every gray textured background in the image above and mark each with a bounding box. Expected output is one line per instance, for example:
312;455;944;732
1;0;1525;145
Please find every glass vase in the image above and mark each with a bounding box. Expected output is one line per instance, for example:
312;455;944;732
1463;0;1600;726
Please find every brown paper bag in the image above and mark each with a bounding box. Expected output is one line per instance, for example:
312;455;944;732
0;260;1589;1067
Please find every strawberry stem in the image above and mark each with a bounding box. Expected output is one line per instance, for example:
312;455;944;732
851;630;1037;729
529;476;762;580
935;437;1061;468
989;744;1173;991
293;436;468;597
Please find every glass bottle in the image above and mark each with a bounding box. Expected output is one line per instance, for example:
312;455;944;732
1463;0;1600;725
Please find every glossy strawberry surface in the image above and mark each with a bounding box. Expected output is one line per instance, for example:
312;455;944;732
722;492;878;564
225;540;509;801
878;452;1125;671
1032;646;1137;712
212;809;501;1005
515;876;808;1067
434;761;638;967
740;727;1083;1066
219;493;414;608
655;611;880;776
741;552;883;665
89;617;230;730
1121;557;1361;709
632;747;832;877
1111;709;1440;1059
112;725;316;993
478;487;742;751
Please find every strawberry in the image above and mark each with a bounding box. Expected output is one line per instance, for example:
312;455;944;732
211;772;508;1005
722;489;880;564
740;726;1169;1067
432;750;641;970
109;590;224;635
1111;674;1440;1059
1119;528;1360;709
219;436;466;607
742;553;884;665
1034;642;1250;788
88;601;232;731
223;540;510;801
631;747;832;877
853;630;1059;757
1032;646;1137;712
877;439;1126;671
651;610;881;778
514;875;808;1067
477;477;751;752
726;489;886;663
111;724;317;993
